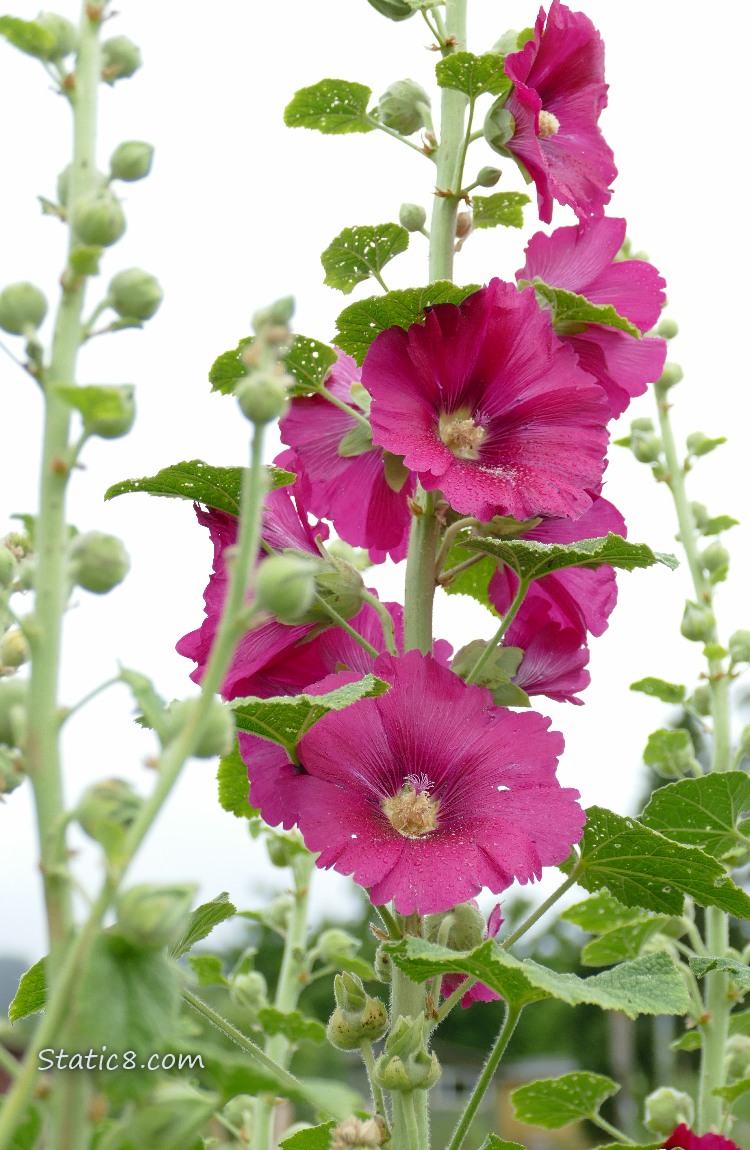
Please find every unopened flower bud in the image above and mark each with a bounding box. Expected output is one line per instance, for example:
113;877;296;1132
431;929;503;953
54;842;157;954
366;0;416;19
252;296;295;334
456;211;472;240
631;417;654;433
0;745;24;796
76;778;142;856
680;601;716;643
484;98;515;152
476;165;502;187
36;12;77;59
374;944;392;983
101;35;142;83
399;202;427;232
222;1095;254;1133
373;1014;440;1092
632;432;662;464
658;362;683;389
426;902;485;952
690;502;709;530
690;684;712;716
73;190;126;247
316;929;361;964
254;553;319;623
327;972;388;1051
107;268;163;321
70;531;130;594
77;384;136;440
0;282;47;336
109;141;154;182
231;971;268;1010
0;628;29;669
725;1034;750;1080
729;630;750;664
312;557;365;623
0;678;28;747
644;1087;694;1136
263;892;294;933
235;371;289;424
0;547;17;590
164;698;235;758
265;831;298;868
116;882;195;949
378;79;430;136
701;541;729;574
330;1116;386;1150
657;317;679;340
687;431;724;457
326;540;372;571
493;29;522;53
56;164;107;209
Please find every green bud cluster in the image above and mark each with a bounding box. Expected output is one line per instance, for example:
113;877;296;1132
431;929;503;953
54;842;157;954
326;972;388;1051
476;165;502;187
657;317;679;340
0;628;29;670
644;1087;694;1136
254;553;319;623
701;540;729;580
235;369;290;424
657;362;684;389
116;882;196;949
76;778;142;852
378;79;430;136
0;282;48;336
373;1013;440;1092
70;531;130;593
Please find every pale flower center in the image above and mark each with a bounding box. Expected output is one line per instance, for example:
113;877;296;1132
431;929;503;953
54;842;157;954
382;778;439;839
537;109;560;138
438;410;487;460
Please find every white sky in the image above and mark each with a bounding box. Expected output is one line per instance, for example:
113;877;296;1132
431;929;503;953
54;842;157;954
1;0;749;962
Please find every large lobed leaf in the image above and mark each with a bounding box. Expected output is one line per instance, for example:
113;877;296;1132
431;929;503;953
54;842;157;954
321;223;409;294
642;771;750;861
511;1071;618;1130
334;281;479;364
105;460;294;516
462;533;678;584
284;79;374;134
581;917;670;968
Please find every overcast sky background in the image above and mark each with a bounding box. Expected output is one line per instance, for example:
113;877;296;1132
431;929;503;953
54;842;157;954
1;1;748;965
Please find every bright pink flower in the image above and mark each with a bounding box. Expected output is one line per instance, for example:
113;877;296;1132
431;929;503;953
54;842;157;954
663;1126;741;1150
280;351;415;562
256;651;584;914
504;1;616;223
505;603;590;705
518;218;667;418
441;904;504;1008
364;280;609;522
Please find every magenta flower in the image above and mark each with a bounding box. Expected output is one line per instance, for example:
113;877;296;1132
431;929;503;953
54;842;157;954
254;651;584;914
664;1126;740;1150
518;218;667;417
503;0;616;223
505;603;590;705
280;351;415;562
440;904;504;1008
364;280;609;522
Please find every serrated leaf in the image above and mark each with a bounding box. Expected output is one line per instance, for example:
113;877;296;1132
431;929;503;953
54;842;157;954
435;51;510;99
217;741;259;819
479;1138;526;1150
702;515;739;536
187;954;226;986
564;806;750;919
334;281;479;364
386;937;690;1018
642;772;750;861
69;245;102;276
473;191;530;230
284;79;374;134
0;15;54;57
690;955;750;990
531;281;641;338
8;957;46;1022
511;1071;619;1130
208;336;254;395
581;917;669;967
230;675;390;753
285;335;338;396
279;1120;337;1149
171;892;236;959
630;677;686;704
104;459;294;515
257;1007;327;1044
462;533;677;584
321;223;409;294
712;1077;750;1104
561;892;643;934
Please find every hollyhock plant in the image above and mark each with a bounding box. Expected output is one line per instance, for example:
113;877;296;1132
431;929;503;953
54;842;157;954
502;0;617;223
440;904;504;1008
518;217;668;418
364;279;610;522
663;1127;741;1150
280;349;415;561
505;603;591;705
253;650;585;913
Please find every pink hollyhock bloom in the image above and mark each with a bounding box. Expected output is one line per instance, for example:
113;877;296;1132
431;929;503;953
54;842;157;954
503;1;616;223
518;218;667;418
257;651;584;914
364;280;609;522
489;494;625;642
440;904;505;1008
505;603;590;705
280;350;415;562
664;1126;741;1150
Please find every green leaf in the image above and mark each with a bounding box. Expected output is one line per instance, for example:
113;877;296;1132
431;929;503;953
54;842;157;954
285;335;338;396
688;434;727;457
0;15;54;57
671;1030;702;1052
441;544;499;617
217;741;259;819
385;937;690;1018
473;191;530;230
730;1008;750;1035
119;667;169;737
186;954;226;986
530;280;641;338
581;917;669;967
630;677;686;704
690;955;750;991
642;728;698;775
511;1071;619;1130
8;957;46;1022
642;772;750;861
435;51;510;99
55;383;133;424
712;1077;750;1105
279;1120;337;1149
69;245;102;276
257;1007;327;1044
702;515;739;536
171;892;237;959
565;806;750;919
284;79;374;134
230;675;390;754
105;459;294;515
321;223;409;294
208;336;254;395
334;281;479;364
561;892;643;934
479;1138;526;1150
6;1106;41;1150
462;533;678;584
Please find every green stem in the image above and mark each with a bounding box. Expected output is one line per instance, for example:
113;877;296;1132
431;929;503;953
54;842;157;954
366;115;431;158
361;1040;389;1130
437;552;484;586
311;592;379;658
401;1091;421;1146
403;488;439;654
464;578;529;684
428;0;467;282
360;589;398;655
591;1114;635;1145
501;870;579;950
434;516;480;576
433;977;477;1027
445;1004;522;1150
374;902;402;940
314;384;371;430
0;1044;19;1081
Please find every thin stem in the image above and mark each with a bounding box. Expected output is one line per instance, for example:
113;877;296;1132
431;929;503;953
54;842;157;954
374;902;402;939
432;977;477;1027
59;676;120;727
445;1004;522;1150
501;871;579;951
311;592;379;658
361;1040;389;1130
437;552;484;586
360;589;398;655
366;115;432;158
590;1113;636;1145
0;1044;19;1081
434;516;480;576
464;579;529;684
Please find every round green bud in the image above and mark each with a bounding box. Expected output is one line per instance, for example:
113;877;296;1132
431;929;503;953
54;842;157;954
658;362;684;389
657;317;679;340
116;882;195;949
254;553;319;623
729;630;750;664
0;547;17;590
107;268;163;321
70;531;130;594
632;433;662;464
263;892;294;933
476;165;502;187
0;628;29;670
399;202;427;232
36;13;77;59
316;928;361;964
484;98;515;153
680;600;715;643
367;0;416;19
164;698;235;758
325;540;372;572
311;557;365;624
223;1095;254;1130
373;1045;441;1092
73;190;126;247
690;684;713;716
56;164;107;209
0;678;28;747
631;417;655;433
0;282;48;336
76;778;142;850
644;1087;694;1136
101;35;142;83
79;384;136;440
231;971;268;1010
0;745;24;796
235;371;289;425
690;501;709;529
326;998;388;1051
378;79;430;136
725;1034;750;1080
109;140;154;183
701;540;729;574
265;831;297;868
